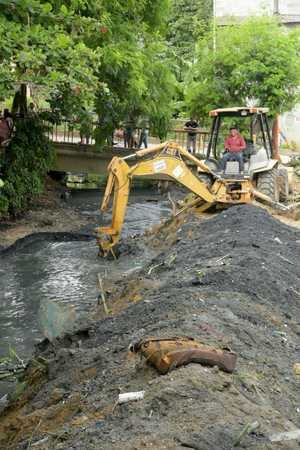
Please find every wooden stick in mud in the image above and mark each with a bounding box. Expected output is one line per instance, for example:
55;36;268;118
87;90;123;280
233;421;259;447
167;192;177;216
97;274;109;315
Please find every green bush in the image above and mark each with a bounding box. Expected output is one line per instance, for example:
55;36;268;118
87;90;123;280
0;118;54;218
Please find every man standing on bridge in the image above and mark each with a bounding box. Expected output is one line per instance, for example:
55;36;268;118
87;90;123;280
184;117;199;153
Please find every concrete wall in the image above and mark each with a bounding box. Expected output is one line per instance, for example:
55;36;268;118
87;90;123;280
216;0;300;17
215;0;273;17
279;1;300;15
281;107;300;150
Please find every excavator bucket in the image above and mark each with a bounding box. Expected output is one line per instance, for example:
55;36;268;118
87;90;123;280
95;157;131;256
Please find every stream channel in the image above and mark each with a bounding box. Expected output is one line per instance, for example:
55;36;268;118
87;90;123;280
0;189;171;396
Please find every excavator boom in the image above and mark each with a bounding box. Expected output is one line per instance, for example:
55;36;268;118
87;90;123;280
96;140;289;256
96;142;215;256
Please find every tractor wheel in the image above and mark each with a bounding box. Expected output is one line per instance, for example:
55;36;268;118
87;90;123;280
256;167;280;202
205;158;220;173
197;172;213;188
278;168;289;202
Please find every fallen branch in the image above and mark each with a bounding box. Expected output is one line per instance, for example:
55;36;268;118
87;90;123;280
269;429;300;443
277;253;294;265
31;437;49;447
167;191;177;216
148;262;164;275
214;253;230;264
9;346;25;368
233;421;259;447
176;438;202;450
97;274;109;315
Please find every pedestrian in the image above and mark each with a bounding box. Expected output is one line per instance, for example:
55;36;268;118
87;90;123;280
28;102;36;117
124;124;133;148
184;117;199;153
0;109;14;144
138;126;149;149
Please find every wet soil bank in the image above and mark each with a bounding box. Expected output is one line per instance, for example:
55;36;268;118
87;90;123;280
1;204;299;450
0;179;91;251
0;188;170;399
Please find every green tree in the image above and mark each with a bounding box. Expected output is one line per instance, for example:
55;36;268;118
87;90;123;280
167;0;213;79
0;1;175;131
166;0;212;117
94;38;176;143
0;1;176;216
185;17;300;121
0;118;53;217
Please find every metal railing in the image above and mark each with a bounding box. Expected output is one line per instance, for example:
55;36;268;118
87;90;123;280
43;118;210;154
43;119;97;145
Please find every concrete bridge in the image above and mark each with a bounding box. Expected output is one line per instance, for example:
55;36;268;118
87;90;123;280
52;143;133;175
48;122;209;179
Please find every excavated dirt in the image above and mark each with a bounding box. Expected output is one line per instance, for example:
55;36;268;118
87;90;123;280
1;205;300;450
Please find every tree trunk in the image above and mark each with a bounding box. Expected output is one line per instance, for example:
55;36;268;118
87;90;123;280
11;83;28;117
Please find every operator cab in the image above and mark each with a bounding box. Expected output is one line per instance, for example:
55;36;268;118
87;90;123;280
205;107;274;178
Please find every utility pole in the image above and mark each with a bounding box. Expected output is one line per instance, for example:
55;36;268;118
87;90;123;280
274;0;279;15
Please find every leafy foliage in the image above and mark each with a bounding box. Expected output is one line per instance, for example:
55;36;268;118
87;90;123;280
94;38;177;143
0;119;54;217
167;0;213;78
0;1;177;215
185;17;300;120
0;1;176;140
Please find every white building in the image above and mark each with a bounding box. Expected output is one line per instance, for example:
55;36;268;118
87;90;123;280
216;0;300;26
216;0;300;148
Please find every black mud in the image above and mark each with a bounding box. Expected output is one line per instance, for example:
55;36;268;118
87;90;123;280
1;205;300;450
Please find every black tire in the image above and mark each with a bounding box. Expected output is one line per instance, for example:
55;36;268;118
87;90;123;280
197;172;213;188
256;167;279;202
205;158;220;172
278;168;289;202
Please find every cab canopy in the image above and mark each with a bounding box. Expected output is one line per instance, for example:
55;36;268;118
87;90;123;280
209;107;269;117
207;106;273;159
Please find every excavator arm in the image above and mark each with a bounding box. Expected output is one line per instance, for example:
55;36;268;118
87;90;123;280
96;142;215;256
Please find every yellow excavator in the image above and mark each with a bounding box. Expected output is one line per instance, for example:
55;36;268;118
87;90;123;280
96;107;290;256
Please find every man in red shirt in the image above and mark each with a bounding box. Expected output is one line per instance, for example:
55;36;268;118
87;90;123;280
220;127;246;173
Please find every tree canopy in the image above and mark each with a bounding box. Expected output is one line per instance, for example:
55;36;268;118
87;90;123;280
167;0;212;77
185;17;300;120
0;0;175;137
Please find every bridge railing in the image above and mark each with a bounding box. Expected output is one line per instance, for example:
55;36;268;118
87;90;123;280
43;119;97;145
43;118;210;154
168;128;210;154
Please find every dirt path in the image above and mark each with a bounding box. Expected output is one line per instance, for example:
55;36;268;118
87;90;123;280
1;204;299;450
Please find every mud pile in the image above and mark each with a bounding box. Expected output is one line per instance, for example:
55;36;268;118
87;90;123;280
1;205;300;450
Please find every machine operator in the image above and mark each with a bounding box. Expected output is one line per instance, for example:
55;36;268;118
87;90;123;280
221;126;246;174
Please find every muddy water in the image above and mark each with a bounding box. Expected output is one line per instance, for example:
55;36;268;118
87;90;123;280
0;190;170;395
